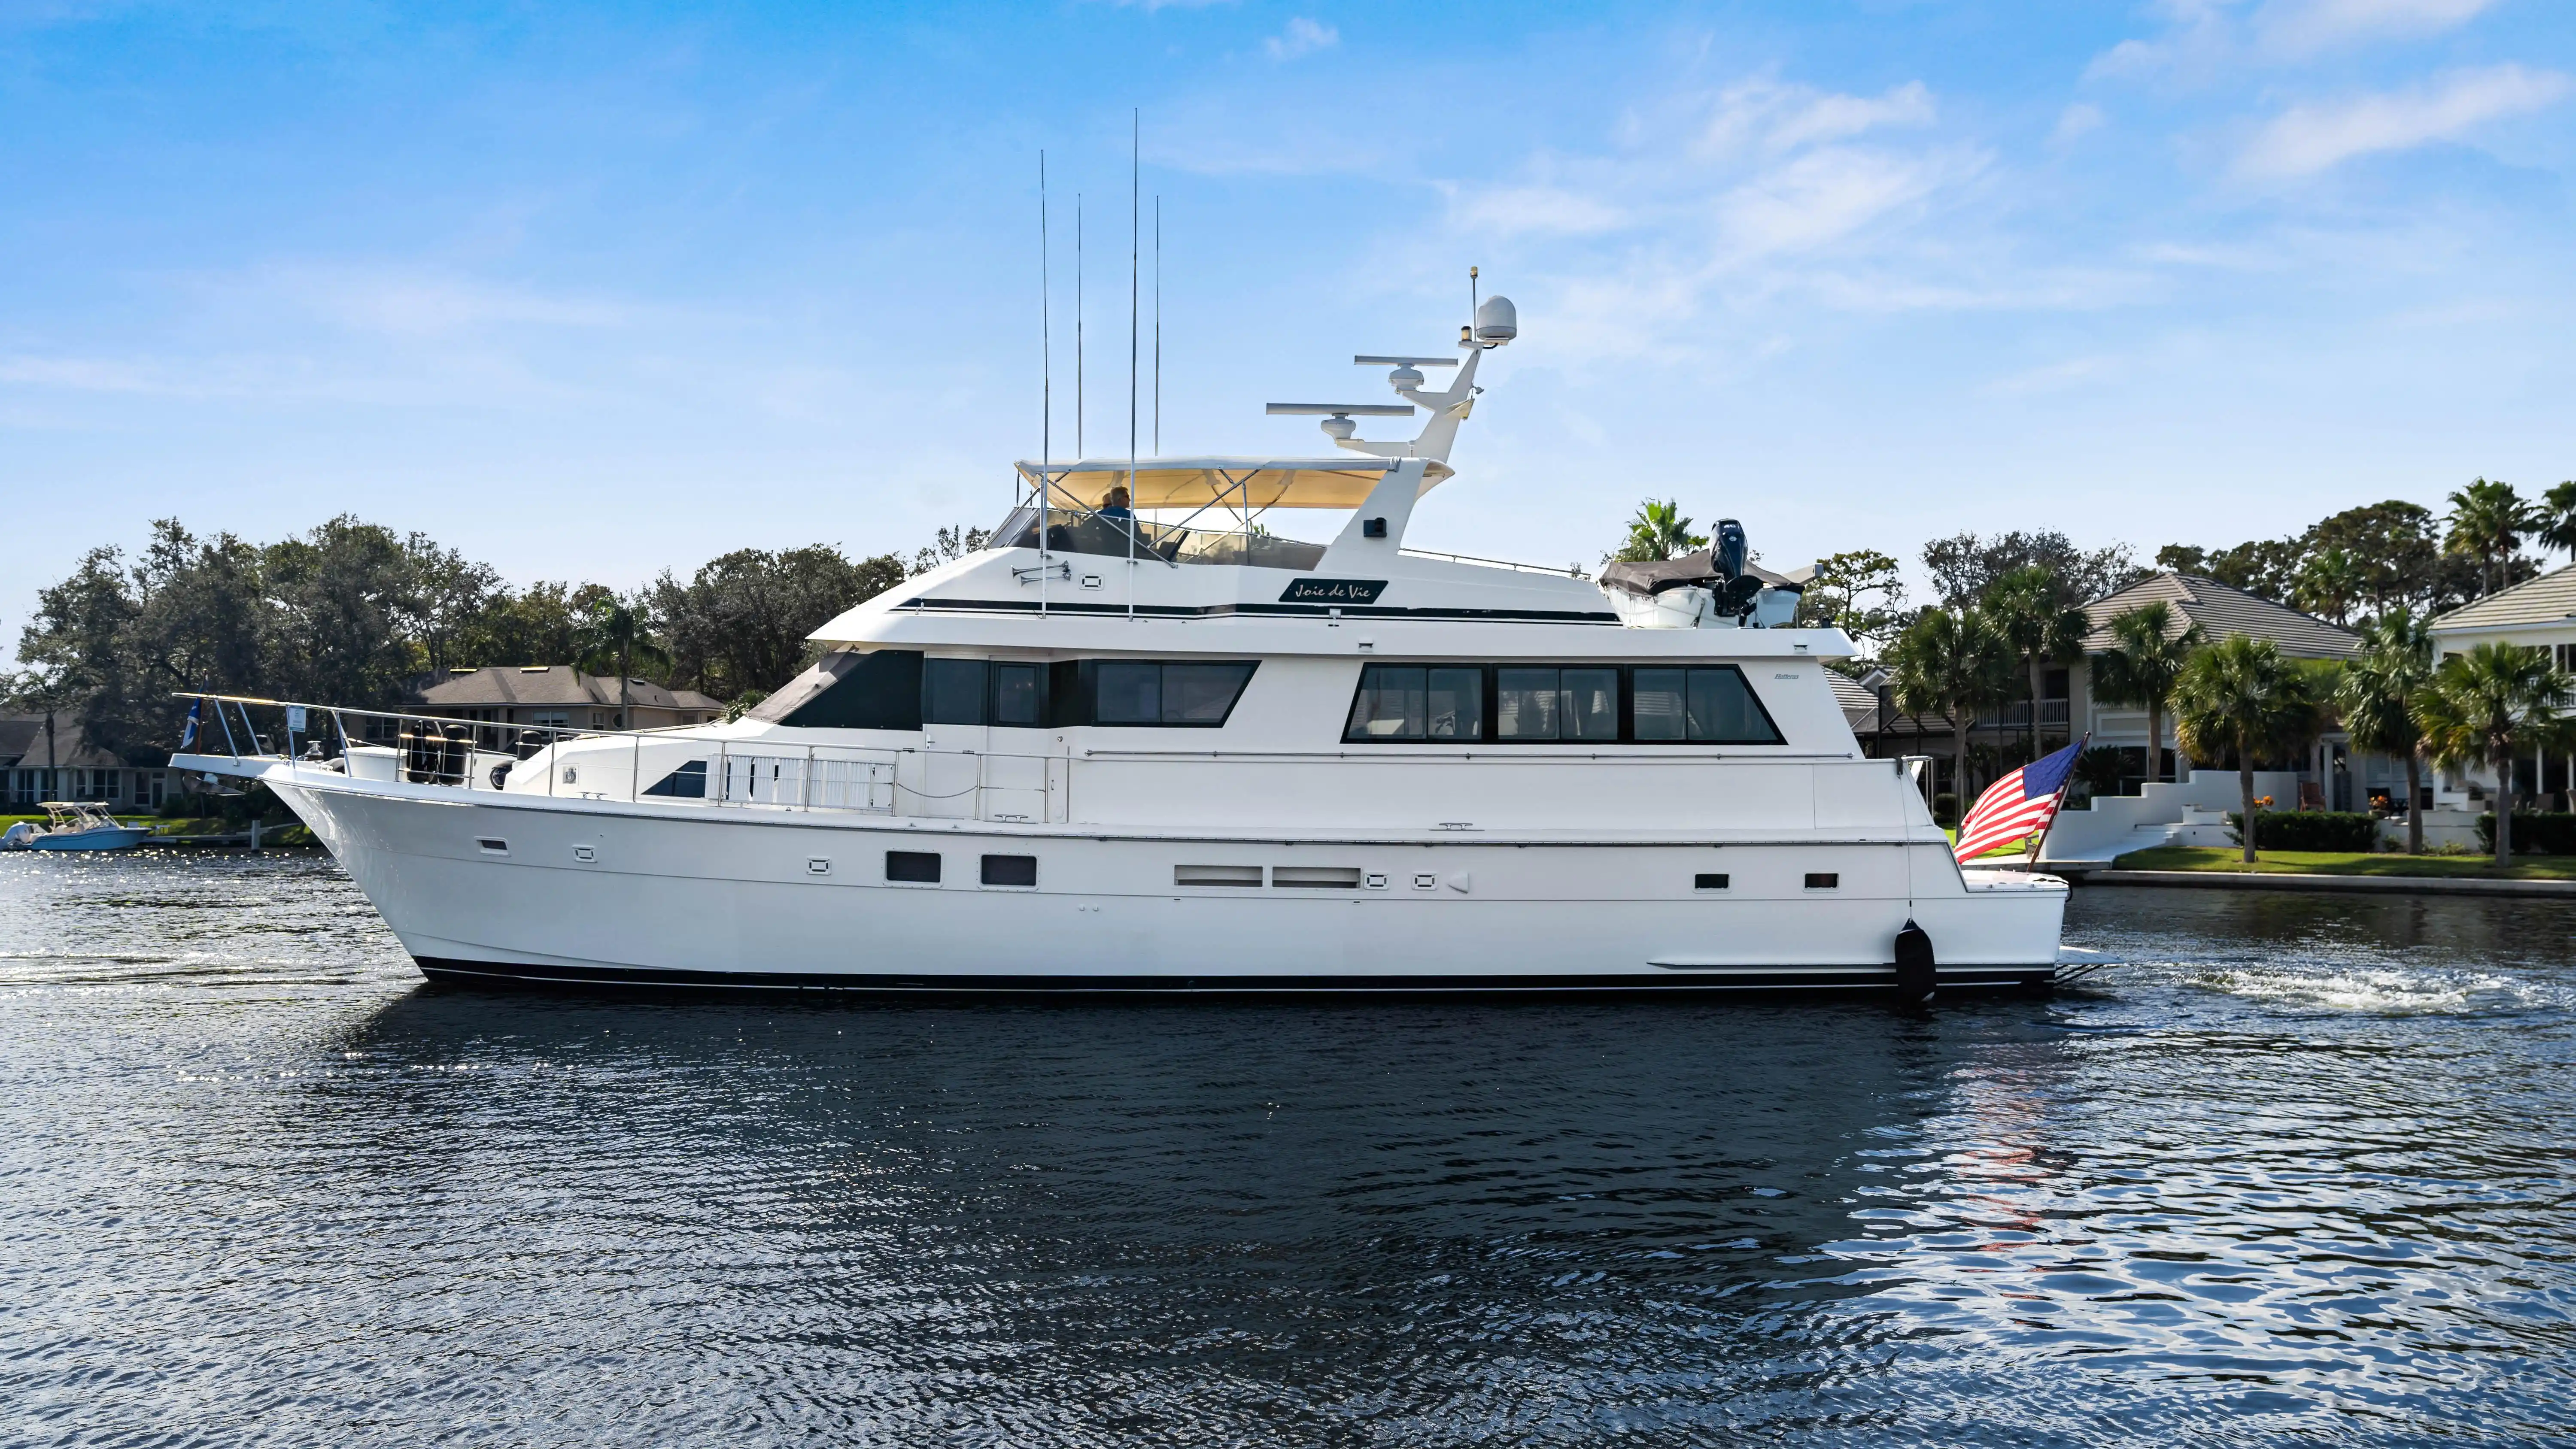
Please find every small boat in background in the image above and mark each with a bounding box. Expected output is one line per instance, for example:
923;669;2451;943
1;802;153;852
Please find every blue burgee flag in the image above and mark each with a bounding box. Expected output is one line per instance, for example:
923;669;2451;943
178;698;201;752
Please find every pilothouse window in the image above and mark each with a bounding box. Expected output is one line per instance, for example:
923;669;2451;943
1345;663;1784;746
1084;661;1258;727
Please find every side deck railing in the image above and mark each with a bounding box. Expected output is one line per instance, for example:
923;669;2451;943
171;693;1071;825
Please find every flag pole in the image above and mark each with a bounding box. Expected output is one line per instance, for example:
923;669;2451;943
2028;732;2090;865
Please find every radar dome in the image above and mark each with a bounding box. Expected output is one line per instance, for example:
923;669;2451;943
1388;364;1425;392
1319;413;1358;441
1473;294;1518;345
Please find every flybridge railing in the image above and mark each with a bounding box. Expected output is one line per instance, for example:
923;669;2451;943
169;694;1069;824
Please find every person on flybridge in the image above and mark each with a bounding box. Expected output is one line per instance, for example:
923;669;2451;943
1097;486;1132;519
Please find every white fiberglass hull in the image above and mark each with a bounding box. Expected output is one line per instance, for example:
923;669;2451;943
253;770;2069;995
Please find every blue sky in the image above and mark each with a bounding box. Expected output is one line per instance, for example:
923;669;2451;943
5;0;2572;655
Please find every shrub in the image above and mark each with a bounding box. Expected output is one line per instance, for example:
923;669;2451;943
2224;810;2382;852
1933;792;1958;828
2471;812;2576;855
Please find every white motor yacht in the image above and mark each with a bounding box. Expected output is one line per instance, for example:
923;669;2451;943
172;295;2068;996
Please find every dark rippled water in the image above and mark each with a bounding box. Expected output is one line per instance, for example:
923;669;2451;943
4;851;2572;1445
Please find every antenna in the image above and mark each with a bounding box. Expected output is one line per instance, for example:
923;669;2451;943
1154;194;1162;456
1469;265;1479;340
1039;153;1051;618
1128;108;1139;621
1076;194;1084;459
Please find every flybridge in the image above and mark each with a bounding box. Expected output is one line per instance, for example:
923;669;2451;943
1011;281;1519;550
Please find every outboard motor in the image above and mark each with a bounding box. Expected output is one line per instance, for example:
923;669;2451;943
1713;519;1747;580
1711;518;1762;621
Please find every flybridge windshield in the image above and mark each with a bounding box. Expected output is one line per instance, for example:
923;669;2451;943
990;506;1326;572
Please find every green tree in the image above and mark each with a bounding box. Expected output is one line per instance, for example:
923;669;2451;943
2535;480;2576;564
1982;564;2092;761
2172;634;2329;864
2336;609;2435;855
1922;530;2138;607
1887;606;2014;805
260;516;425;709
2412;641;2576;864
2089;600;2201;792
650;545;905;701
2290;546;2365;627
574;593;674;729
2445;478;2533;599
1609;500;1709;564
1792;549;1908;661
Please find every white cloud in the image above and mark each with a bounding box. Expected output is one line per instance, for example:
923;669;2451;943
1448;184;1627;237
2256;0;2496;55
2053;103;2105;144
1263;17;1337;61
1714;146;1965;261
2237;64;2572;176
228;264;641;337
1695;78;1936;158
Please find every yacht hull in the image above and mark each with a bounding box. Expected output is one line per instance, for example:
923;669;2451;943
261;773;2069;996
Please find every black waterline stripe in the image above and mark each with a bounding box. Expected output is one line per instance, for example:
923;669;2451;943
415;957;2055;996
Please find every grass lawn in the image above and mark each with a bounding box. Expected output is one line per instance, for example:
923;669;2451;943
2110;846;2576;880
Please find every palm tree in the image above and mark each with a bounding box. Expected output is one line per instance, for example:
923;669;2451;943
2172;634;2328;864
2412;641;2576;865
575;594;673;730
1611;500;1710;564
2090;601;2201;792
1888;606;2014;811
2336;610;2436;855
2537;480;2576;564
1983;565;2091;762
2290;547;2365;627
2445;478;2533;598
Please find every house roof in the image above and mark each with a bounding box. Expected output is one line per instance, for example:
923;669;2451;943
2429;562;2576;632
1827;670;1880;734
2081;571;2358;658
0;715;134;771
406;666;723;714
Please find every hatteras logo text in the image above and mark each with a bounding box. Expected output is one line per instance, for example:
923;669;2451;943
1279;578;1387;605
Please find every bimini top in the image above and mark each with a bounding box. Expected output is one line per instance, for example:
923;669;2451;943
1014;456;1455;511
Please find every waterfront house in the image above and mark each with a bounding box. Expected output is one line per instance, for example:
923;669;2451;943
2426;564;2576;809
2;715;174;810
403;666;724;733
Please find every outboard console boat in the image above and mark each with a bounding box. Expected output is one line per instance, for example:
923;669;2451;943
2;802;152;852
171;287;2068;995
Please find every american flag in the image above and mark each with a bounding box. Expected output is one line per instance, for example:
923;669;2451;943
1954;737;2086;863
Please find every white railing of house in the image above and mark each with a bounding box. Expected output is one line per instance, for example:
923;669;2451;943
1975;699;2072;728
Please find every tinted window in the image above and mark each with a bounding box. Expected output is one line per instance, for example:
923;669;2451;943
642;760;707;797
1095;662;1162;724
1633;668;1687;741
923;659;989;726
1346;666;1427;740
1427;667;1481;740
776;650;923;731
1090;661;1258;727
981;853;1037;887
994;663;1043;727
886;851;940;883
1496;668;1561;740
1686;667;1785;744
1163;663;1257;724
1564;668;1619;741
